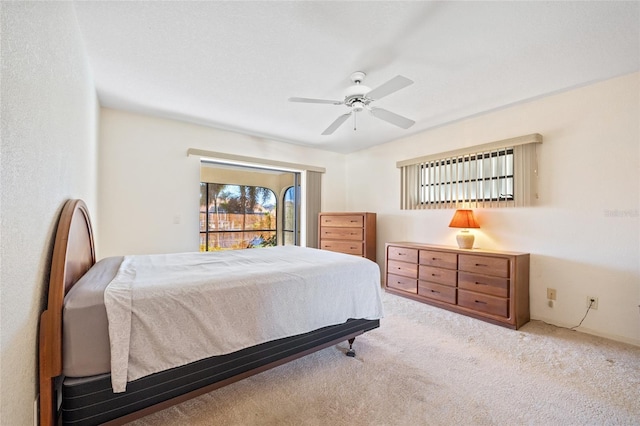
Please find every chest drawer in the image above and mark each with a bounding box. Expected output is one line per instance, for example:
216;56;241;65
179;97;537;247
419;281;456;304
319;240;363;256
388;246;418;263
458;272;509;298
320;227;363;241
320;215;363;228
458;255;509;278
388;260;418;278
419;250;457;270
419;265;457;287
387;274;417;294
458;290;508;318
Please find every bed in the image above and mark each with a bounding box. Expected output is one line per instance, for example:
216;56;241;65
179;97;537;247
39;199;382;425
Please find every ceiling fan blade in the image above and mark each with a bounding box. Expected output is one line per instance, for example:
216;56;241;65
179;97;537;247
288;97;343;105
322;113;352;135
370;107;415;129
366;75;414;101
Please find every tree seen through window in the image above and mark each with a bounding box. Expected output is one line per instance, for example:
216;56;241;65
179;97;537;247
200;183;277;251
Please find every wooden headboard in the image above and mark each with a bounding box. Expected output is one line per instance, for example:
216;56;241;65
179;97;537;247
39;199;96;426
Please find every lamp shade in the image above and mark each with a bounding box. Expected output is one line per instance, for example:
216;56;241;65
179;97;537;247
448;209;480;229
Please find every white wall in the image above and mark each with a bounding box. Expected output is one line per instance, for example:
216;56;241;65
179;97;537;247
346;72;640;345
98;109;347;257
0;3;98;424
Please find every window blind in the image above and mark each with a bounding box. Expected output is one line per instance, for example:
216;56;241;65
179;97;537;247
398;134;542;209
305;171;322;248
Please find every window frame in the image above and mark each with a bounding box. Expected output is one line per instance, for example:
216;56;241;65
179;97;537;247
200;182;277;251
419;148;514;206
281;185;298;245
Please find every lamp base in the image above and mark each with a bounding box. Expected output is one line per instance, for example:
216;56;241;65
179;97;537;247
456;230;475;249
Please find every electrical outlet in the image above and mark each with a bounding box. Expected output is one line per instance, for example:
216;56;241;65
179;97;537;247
587;296;598;310
546;288;557;300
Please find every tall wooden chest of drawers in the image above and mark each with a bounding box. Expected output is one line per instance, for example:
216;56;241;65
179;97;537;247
385;242;530;329
318;212;376;262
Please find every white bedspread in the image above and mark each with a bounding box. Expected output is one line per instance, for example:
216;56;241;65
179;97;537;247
104;246;383;392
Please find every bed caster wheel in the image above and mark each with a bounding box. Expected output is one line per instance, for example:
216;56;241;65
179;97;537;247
346;337;356;357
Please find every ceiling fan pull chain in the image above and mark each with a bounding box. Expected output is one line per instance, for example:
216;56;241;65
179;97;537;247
353;111;357;131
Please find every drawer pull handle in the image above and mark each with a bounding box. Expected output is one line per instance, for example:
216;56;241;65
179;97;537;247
475;300;487;304
432;257;440;261
350;220;358;222
431;273;439;277
430;289;440;294
475;281;487;286
475;263;488;267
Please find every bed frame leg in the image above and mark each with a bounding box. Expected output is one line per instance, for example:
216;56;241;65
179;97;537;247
346;337;356;357
39;312;57;426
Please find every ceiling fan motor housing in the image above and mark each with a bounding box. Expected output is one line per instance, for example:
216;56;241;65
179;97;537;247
351;100;365;112
344;71;371;109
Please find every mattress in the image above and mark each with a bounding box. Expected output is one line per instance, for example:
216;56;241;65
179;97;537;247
63;247;383;381
63;256;123;377
104;246;383;392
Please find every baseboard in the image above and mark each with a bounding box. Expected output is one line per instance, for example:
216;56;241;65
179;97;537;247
34;394;39;426
531;315;640;347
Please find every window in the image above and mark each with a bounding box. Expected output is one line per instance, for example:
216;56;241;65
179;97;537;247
398;134;542;209
281;186;297;245
200;183;276;251
420;148;514;205
192;151;324;247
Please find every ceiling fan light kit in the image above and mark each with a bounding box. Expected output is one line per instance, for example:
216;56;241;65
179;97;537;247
289;71;416;135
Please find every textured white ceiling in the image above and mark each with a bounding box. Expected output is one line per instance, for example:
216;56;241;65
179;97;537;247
73;1;639;154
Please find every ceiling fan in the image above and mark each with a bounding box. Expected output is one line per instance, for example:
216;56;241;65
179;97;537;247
288;71;415;135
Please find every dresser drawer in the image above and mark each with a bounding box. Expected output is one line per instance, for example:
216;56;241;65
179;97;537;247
387;274;417;294
320;215;363;228
419;250;457;270
319;240;363;256
387;259;418;278
387;246;418;263
458;290;508;318
458;255;509;278
418;265;457;287
385;242;529;329
458;272;509;298
418;281;456;304
320;227;363;241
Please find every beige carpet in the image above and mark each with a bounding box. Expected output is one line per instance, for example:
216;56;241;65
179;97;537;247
129;292;640;425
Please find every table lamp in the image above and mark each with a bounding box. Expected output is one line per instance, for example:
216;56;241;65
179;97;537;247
449;209;480;249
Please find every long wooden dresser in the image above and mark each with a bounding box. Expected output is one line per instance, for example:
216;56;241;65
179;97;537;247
318;212;376;262
385;242;530;329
